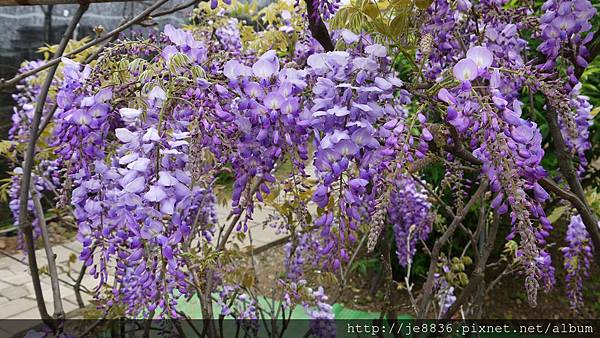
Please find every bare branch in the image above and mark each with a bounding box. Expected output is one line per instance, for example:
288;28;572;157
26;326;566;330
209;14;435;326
32;187;64;318
546;106;600;267
304;0;334;52
216;178;264;251
153;0;198;17
417;179;489;318
441;211;500;319
17;4;88;326
73;253;91;308
0;0;169;89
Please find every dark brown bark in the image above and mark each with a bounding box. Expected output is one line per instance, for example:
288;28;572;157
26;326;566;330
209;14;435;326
545;107;600;268
441;212;500;319
304;0;334;52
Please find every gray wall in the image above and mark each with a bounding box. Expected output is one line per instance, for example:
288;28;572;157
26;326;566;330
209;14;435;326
0;1;189;77
0;1;191;134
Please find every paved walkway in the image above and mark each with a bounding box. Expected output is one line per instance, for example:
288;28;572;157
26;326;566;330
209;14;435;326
0;203;288;334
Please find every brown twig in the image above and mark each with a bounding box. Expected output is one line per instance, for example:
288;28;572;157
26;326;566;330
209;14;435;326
216;178;265;251
417;179;489;318
0;0;169;89
545;106;600;267
441;211;499;319
73;256;90;308
32;186;64;319
304;0;334;52
16;4;88;327
153;0;199;17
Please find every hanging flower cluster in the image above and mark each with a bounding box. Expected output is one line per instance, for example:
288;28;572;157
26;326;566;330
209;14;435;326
218;50;311;229
537;0;597;70
419;0;596;306
561;214;594;311
536;0;596;174
303;286;335;338
306;39;425;271
388;175;432;267
45;25;223;316
8;60;62;242
5;0;598;326
439;44;555;305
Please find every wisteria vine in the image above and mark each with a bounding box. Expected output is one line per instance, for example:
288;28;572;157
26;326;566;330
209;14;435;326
5;0;599;332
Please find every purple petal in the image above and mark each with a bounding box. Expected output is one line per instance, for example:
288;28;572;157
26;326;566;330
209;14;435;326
124;176;145;194
466;46;494;69
453;58;478;81
144;185;167;202
335;139;359;156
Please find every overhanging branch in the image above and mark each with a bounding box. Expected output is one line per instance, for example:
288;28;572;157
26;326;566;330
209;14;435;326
17;3;88;327
0;0;131;5
0;0;169;89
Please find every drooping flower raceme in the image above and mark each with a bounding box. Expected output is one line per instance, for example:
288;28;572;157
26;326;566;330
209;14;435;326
388;175;432;267
304;41;427;271
561;214;594;311
8;60;62;243
51;26;222;317
537;0;597;70
432;19;557;305
6;0;598;323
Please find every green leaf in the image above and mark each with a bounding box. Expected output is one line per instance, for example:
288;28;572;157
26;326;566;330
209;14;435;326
547;206;567;223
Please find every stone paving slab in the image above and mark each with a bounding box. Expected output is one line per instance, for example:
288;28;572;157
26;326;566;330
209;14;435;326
0;198;299;324
0;285;29;301
64;292;93;307
3;273;39;287
0;280;10;290
22;282;53;300
51;245;79;264
246;224;287;246
0;298;38;318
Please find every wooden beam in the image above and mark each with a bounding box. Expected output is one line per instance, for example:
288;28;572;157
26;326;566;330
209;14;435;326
0;0;135;6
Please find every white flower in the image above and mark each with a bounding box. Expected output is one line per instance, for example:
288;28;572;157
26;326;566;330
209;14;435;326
115;128;138;143
119;108;142;120
144;185;167;202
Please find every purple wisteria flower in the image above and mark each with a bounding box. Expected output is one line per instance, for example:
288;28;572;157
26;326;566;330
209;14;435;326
538;0;596;70
561;214;594;311
425;2;559;306
453;58;479;82
388;175;433;267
